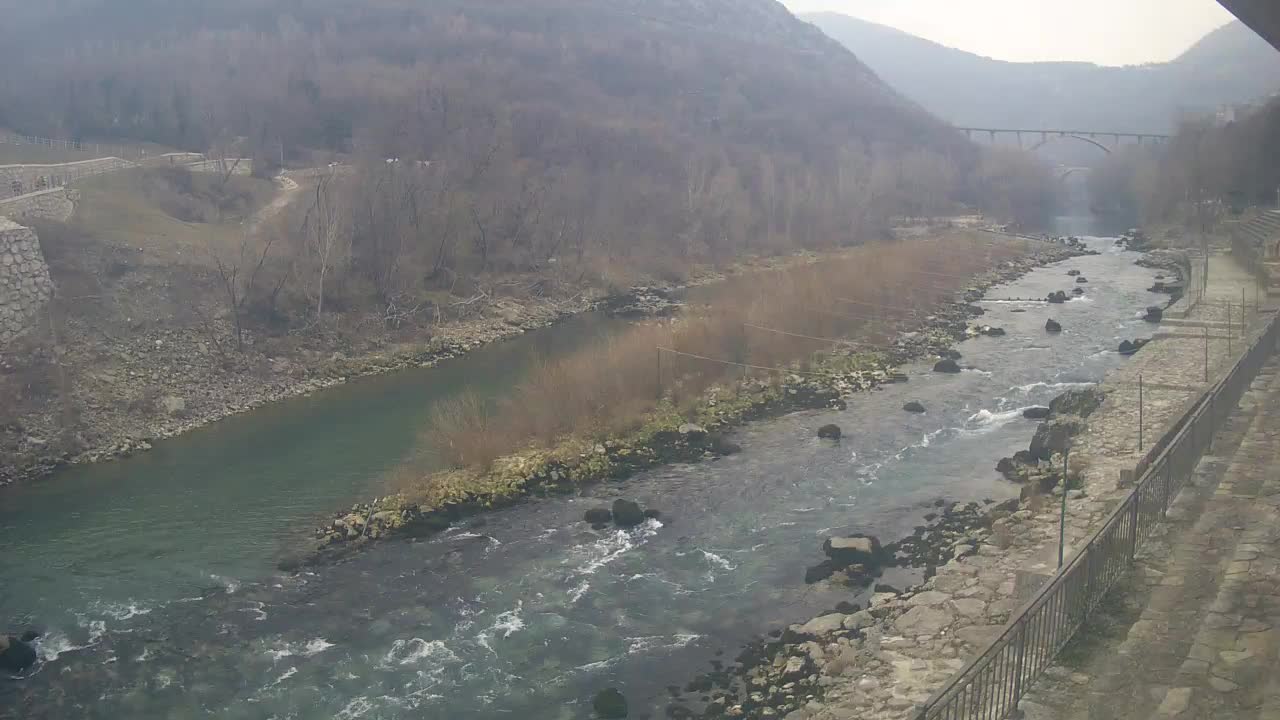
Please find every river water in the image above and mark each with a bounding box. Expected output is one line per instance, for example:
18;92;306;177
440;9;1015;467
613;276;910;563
2;235;1165;719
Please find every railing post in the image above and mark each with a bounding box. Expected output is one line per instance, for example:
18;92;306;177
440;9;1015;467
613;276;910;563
1128;494;1139;559
1012;622;1028;703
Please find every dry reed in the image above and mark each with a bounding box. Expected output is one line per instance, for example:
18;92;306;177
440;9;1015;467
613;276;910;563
424;232;1025;470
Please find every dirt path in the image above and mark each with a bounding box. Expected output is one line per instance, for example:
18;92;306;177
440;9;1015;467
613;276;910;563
244;173;301;236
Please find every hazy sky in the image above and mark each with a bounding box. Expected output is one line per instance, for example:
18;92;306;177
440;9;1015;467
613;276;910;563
782;0;1237;66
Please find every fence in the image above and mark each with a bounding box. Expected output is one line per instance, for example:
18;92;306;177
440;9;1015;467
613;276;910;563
0;132;146;160
915;309;1280;720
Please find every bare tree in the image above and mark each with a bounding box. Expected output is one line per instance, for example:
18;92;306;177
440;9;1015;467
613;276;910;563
299;171;349;322
206;226;276;351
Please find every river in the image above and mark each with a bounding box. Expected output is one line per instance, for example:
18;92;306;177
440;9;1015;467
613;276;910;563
1;234;1165;719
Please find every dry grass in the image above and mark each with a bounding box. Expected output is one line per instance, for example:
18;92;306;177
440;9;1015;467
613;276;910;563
72;168;276;265
423;231;1027;472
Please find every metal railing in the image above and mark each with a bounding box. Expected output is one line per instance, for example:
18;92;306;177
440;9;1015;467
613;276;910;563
0;132;146;159
915;310;1280;720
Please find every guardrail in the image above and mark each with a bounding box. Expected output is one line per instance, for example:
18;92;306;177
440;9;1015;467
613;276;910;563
0;132;145;159
915;310;1280;720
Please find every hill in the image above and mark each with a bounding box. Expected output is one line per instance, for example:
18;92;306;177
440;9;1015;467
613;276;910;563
0;0;980;266
804;14;1280;134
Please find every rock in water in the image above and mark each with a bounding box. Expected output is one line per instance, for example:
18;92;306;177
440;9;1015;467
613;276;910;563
980;326;1007;337
610;499;645;527
1048;387;1105;418
903;401;927;414
1045;319;1063;333
1144;306;1163;323
1022;406;1051;420
593;688;628;718
583;508;613;525
804;560;837;584
817;424;842;440
708;433;742;456
1029;417;1085;461
1119;340;1136;355
1067;269;1081;276
1073;287;1086;295
822;534;885;568
933;359;961;374
1076;276;1088;284
0;635;37;674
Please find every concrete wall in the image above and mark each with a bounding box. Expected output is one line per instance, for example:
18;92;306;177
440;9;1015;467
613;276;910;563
0;187;75;222
0;157;136;197
0;218;53;345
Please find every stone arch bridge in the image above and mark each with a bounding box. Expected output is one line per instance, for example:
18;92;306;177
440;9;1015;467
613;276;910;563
957;128;1172;154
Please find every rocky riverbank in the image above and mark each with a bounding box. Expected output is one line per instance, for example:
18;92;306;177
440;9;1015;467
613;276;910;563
309;239;1092;562
653;246;1197;720
3;239;968;490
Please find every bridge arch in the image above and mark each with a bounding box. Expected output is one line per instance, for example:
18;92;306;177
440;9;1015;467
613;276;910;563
1030;134;1112;155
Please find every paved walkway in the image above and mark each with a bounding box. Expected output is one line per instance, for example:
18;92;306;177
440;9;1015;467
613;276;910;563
1021;356;1280;720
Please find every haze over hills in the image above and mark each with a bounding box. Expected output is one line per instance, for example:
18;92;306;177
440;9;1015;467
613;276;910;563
0;0;1004;265
805;13;1280;134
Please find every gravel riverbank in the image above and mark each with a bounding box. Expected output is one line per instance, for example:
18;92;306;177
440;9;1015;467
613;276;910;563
310;240;1092;562
656;247;1217;720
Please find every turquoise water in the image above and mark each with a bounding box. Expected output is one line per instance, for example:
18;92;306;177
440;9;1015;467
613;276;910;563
2;237;1170;719
0;313;621;634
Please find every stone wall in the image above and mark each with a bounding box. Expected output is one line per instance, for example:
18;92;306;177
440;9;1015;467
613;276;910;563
182;158;253;176
0;218;53;345
0;157;136;197
0;187;75;222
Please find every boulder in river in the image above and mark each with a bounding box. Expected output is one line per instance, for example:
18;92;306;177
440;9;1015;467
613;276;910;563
1045;319;1063;333
1067;269;1082;277
1047;291;1068;304
1029;417;1085;462
1049;386;1105;418
979;326;1007;337
822;534;886;569
1022;406;1051;420
1144;306;1164;323
817;424;842;440
1076;276;1088;284
804;560;837;584
0;635;37;674
1073;287;1086;295
610;499;646;527
583;508;613;525
903;401;927;414
592;687;629;718
708;433;742;456
933;359;961;374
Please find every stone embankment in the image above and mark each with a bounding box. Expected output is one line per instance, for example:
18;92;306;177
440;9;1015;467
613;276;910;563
659;250;1262;720
0;218;53;345
0;187;76;222
310;240;1091;560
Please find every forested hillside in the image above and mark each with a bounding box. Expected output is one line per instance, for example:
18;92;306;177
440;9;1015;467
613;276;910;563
0;0;1027;282
806;14;1280;134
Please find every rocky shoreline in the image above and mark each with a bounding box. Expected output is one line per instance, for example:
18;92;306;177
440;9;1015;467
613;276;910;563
652;245;1191;720
308;239;1093;563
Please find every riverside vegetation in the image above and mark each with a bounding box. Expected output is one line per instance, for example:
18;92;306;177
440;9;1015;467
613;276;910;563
0;0;1065;490
312;232;1092;558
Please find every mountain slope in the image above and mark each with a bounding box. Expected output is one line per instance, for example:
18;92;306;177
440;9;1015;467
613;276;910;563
805;13;1280;134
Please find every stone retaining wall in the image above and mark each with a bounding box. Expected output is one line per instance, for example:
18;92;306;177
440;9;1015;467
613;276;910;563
0;218;53;345
0;187;75;222
183;158;253;176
